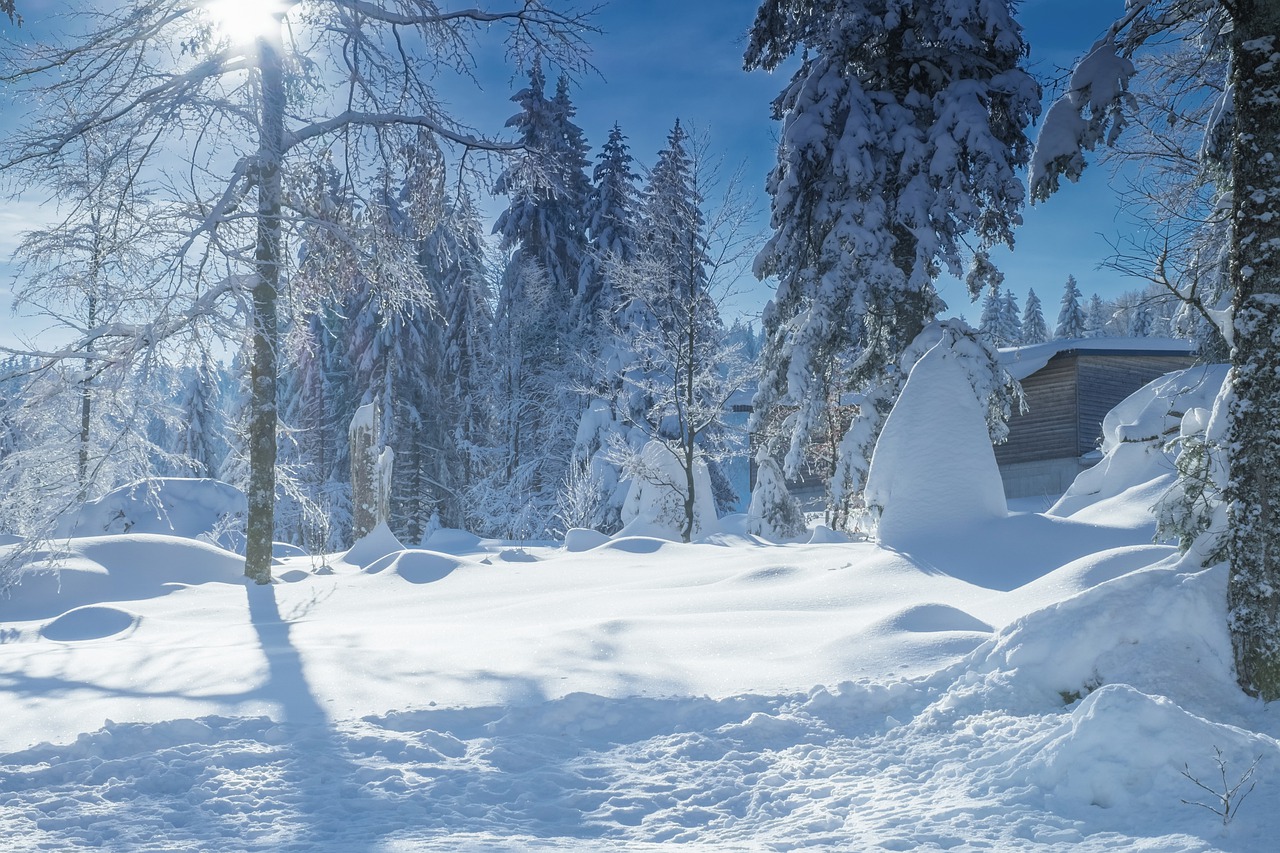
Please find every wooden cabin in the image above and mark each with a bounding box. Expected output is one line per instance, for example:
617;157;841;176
994;339;1197;499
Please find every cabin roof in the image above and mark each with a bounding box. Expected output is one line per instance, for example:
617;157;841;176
997;337;1197;381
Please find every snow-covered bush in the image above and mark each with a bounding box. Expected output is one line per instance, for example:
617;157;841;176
618;440;719;541
57;478;247;552
745;457;806;540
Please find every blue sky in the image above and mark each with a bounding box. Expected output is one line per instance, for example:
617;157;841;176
550;0;1142;327
0;0;1138;346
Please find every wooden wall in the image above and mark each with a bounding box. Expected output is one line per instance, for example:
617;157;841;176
995;356;1078;466
1075;353;1195;455
994;350;1196;467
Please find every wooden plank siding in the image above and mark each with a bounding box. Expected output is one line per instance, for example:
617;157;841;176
1075;354;1194;455
994;350;1196;467
994;356;1079;465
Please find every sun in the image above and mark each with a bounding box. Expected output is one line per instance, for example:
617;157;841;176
204;0;286;45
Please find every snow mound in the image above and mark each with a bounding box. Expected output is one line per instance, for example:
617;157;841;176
423;528;483;554
866;341;1006;547
363;549;470;584
883;604;993;634
41;605;140;642
0;534;245;620
341;522;405;568
1028;684;1279;813
806;525;849;544
598;536;671;554
564;528;610;552
59;478;246;551
940;560;1236;719
1051;365;1228;521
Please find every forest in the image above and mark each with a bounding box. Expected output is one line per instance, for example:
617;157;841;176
0;1;1278;700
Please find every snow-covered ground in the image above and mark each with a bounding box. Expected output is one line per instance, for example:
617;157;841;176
2;368;1278;851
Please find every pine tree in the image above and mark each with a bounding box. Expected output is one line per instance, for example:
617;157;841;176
1129;303;1153;337
577;123;641;330
493;61;590;309
1054;275;1087;339
978;289;1002;344
1085;293;1109;337
1021;288;1049;344
999;289;1023;346
176;348;224;479
744;0;1040;529
483;63;592;538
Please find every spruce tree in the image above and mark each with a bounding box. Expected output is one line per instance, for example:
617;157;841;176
1021;288;1049;344
978;289;1002;344
999;289;1023;347
1054;275;1087;339
744;0;1039;528
1085;293;1109;337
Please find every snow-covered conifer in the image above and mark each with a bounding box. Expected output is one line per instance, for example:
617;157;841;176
1085;293;1109;337
1054;276;1087;339
1129;303;1153;337
577;123;640;329
745;456;807;540
1021;288;1049;344
978;290;1002;344
493;61;590;309
999;290;1023;346
175;349;224;479
744;0;1040;529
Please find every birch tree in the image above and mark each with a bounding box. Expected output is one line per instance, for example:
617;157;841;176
0;2;592;583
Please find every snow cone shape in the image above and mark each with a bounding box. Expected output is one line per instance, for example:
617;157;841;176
865;341;1007;547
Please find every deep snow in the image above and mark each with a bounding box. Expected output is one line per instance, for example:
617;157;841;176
1;368;1278;851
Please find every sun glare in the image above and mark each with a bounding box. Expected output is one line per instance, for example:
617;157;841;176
205;0;284;45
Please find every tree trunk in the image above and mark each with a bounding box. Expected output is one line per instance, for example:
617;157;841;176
244;31;286;585
77;290;96;495
1226;0;1280;700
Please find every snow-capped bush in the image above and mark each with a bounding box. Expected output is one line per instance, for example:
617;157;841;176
617;440;719;541
745;457;806;541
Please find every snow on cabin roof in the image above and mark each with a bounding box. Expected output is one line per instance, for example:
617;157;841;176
997;337;1197;381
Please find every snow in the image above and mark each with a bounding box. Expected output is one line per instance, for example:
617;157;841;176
2;369;1280;851
865;340;1007;546
999;336;1197;381
58;477;247;551
616;440;720;540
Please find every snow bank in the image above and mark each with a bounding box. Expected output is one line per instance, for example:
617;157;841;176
1026;683;1279;815
1051;365;1228;522
59;478;246;551
0;534;244;621
929;558;1237;721
866;341;1006;547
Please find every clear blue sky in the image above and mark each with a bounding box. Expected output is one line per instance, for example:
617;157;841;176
0;0;1137;346
546;0;1141;327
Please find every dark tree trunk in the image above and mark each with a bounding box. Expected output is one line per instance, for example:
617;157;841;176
1226;0;1280;699
245;31;285;585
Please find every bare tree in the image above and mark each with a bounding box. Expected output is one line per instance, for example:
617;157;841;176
1;2;594;583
